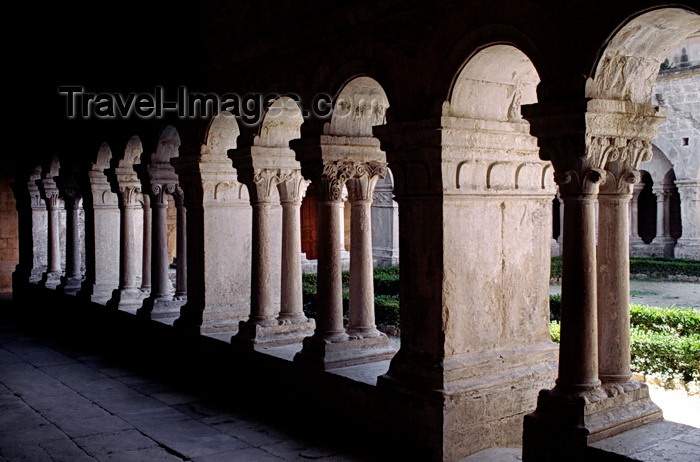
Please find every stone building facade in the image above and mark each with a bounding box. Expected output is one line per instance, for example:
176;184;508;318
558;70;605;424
3;2;700;461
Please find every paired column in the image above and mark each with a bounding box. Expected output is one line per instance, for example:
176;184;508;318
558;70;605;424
233;168;315;348
294;161;394;369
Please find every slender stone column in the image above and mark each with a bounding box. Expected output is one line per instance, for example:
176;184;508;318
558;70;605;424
277;172;307;323
174;187;187;299
150;185;173;300
629;183;645;246
40;181;63;289
140;193;152;292
311;166;348;343
597;164;636;384
246;171;279;327
557;180;603;393
674;180;700;259
119;188;140;292
652;184;675;257
61;195;83;294
346;165;385;338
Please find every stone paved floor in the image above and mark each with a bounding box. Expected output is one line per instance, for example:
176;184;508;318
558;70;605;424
0;299;376;462
2;291;699;462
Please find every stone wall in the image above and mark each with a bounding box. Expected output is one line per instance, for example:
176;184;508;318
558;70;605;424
0;172;18;291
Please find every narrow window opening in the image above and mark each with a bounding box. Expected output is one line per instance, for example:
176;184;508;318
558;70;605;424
682;137;689;146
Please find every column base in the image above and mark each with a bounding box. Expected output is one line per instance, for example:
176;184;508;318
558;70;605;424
106;288;147;313
58;276;84;295
78;282;119;306
522;380;663;461
138;295;186;320
173;303;250;335
231;318;316;350
40;271;62;290
294;332;397;370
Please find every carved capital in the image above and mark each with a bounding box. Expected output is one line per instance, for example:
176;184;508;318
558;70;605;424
277;169;308;205
318;161;387;202
118;186;141;206
151;183;177;205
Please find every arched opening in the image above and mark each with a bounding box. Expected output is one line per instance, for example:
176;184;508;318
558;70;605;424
638;170;656;244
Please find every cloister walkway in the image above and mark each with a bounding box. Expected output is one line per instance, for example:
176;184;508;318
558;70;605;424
1;292;698;462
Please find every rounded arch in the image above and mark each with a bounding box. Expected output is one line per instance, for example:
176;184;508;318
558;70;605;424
445;44;540;121
327;76;390;137
588;7;700;103
153;125;181;163
201;111;240;156
639;144;674;184
255;96;304;148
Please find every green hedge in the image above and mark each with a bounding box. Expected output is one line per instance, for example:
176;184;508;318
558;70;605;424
375;294;400;327
630;304;700;337
550;256;700;280
550;302;700;384
629;258;700;278
630;328;700;383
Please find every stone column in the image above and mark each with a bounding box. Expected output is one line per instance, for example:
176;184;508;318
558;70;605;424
110;185;146;311
277;171;307;323
629;183;645;246
651;184;675;257
174;187;187;299
245;170;279;327
597;162;636;384
346;164;385;338
60;193;83;295
56;164;83;295
40;180;63;289
674;180;700;260
140;193;152;293
143;184;174;306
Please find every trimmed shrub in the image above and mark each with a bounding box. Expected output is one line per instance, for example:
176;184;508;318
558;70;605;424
375;294;400;327
374;266;400;296
630;304;700;337
629;257;700;278
630;328;700;383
